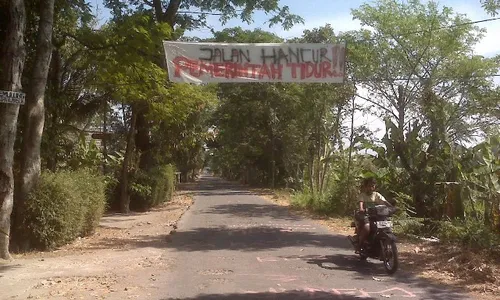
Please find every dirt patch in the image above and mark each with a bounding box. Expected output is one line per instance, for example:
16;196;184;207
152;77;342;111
254;187;500;300
397;241;500;300
0;189;194;300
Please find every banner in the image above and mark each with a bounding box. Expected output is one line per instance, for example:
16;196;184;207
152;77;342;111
163;41;346;84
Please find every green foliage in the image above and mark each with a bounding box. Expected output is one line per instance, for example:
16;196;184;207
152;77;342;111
396;217;500;250
436;219;500;249
291;189;320;210
66;136;103;170
104;0;304;30
393;217;427;237
130;164;176;211
21;169;106;250
148;83;217;181
71;169;108;236
292;188;353;216
93;13;173;104
481;0;500;15
209;26;354;190
289;152;367;216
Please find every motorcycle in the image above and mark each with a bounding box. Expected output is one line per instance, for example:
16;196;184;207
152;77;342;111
348;204;399;275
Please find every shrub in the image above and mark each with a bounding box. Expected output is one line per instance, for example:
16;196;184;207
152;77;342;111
291;189;315;209
72;170;108;235
290;175;359;216
130;164;176;211
104;174;120;211
22;169;106;250
150;164;175;207
436;219;500;250
394;217;500;251
291;190;338;215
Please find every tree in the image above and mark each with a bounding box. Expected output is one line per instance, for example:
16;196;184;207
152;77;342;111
0;0;26;260
91;12;173;213
348;0;500;217
103;0;303;172
105;0;303;29
40;3;104;171
289;25;355;195
148;83;217;182
208;26;355;194
15;0;56;246
207;28;289;186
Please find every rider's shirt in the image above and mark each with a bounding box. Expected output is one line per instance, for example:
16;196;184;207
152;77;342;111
358;192;387;208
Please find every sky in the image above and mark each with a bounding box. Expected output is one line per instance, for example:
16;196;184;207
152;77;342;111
91;0;500;140
91;0;500;57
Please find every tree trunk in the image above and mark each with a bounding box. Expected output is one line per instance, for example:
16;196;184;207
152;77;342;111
413;181;428;217
45;47;61;172
270;130;276;189
102;99;108;173
15;0;55;241
45;115;58;171
0;0;26;260
321;103;343;194
136;110;152;169
308;152;315;193
346;96;356;203
484;197;492;228
120;106;137;214
397;85;405;134
319;148;332;195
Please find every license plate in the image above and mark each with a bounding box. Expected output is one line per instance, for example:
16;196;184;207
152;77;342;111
376;221;393;228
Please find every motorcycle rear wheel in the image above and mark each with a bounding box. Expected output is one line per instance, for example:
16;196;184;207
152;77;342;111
382;240;399;275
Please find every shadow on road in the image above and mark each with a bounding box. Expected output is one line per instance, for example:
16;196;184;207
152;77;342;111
162;290;376;300
280;254;470;300
202;203;301;221
82;227;351;252
178;176;271;197
0;263;22;274
168;226;351;252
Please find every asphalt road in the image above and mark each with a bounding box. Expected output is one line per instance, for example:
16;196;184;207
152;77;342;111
156;175;469;300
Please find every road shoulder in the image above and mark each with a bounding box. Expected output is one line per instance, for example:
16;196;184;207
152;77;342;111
0;188;194;299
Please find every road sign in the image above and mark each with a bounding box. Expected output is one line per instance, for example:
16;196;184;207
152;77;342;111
91;132;112;140
0;90;25;104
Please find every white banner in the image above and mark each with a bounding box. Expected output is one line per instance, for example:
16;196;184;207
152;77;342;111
163;41;346;84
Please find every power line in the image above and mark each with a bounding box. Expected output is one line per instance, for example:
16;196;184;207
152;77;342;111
396;16;500;37
351;74;500;83
281;16;500;42
177;9;244;16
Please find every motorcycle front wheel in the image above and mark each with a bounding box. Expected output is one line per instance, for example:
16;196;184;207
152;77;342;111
382;240;399;275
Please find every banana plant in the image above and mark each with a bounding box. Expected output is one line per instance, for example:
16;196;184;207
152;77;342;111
457;135;500;229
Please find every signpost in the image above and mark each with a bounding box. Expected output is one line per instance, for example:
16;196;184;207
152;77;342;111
0;90;25;105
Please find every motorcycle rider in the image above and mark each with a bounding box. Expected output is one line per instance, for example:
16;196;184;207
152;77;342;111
355;177;393;253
